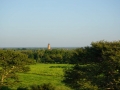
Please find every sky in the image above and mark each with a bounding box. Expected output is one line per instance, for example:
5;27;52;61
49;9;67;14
0;0;120;47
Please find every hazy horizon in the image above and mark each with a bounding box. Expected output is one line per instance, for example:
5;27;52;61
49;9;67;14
0;46;81;50
0;0;120;47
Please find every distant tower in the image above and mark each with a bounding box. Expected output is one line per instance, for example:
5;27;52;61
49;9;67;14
47;43;51;50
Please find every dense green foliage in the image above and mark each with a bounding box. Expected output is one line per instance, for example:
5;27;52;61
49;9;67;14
63;40;120;90
0;40;120;89
0;50;34;86
30;83;55;90
19;49;74;63
17;83;55;90
1;48;74;64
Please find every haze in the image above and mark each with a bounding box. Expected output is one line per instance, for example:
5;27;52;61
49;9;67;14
0;0;120;47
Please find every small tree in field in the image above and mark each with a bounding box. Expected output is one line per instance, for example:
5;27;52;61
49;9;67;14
0;50;30;86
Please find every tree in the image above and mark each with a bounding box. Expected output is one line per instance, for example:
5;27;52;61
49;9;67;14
0;50;31;86
63;40;120;90
63;64;99;90
91;40;120;89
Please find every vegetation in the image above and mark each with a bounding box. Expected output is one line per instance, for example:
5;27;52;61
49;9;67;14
13;64;72;90
30;83;55;90
20;49;74;63
0;50;33;86
63;40;120;90
0;40;120;90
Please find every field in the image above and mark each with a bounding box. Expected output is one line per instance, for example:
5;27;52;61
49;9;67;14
12;64;73;90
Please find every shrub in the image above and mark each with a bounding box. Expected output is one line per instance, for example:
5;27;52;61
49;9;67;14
0;85;11;90
17;86;29;90
30;83;55;90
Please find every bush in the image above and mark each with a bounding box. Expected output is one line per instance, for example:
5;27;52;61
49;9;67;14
0;86;11;90
30;83;55;90
17;86;29;90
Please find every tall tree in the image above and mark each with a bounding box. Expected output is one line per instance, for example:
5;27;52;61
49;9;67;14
63;40;120;90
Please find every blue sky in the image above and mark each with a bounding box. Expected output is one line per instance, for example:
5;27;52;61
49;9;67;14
0;0;120;47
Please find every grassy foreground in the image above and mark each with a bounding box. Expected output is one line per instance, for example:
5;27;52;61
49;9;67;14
12;64;73;90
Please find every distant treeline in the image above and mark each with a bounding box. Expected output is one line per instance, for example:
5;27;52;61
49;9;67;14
1;40;120;64
1;48;75;63
15;48;74;63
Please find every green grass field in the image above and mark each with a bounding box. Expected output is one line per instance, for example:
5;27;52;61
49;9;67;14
12;64;73;90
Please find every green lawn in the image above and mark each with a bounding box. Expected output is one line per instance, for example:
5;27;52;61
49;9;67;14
12;64;73;90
